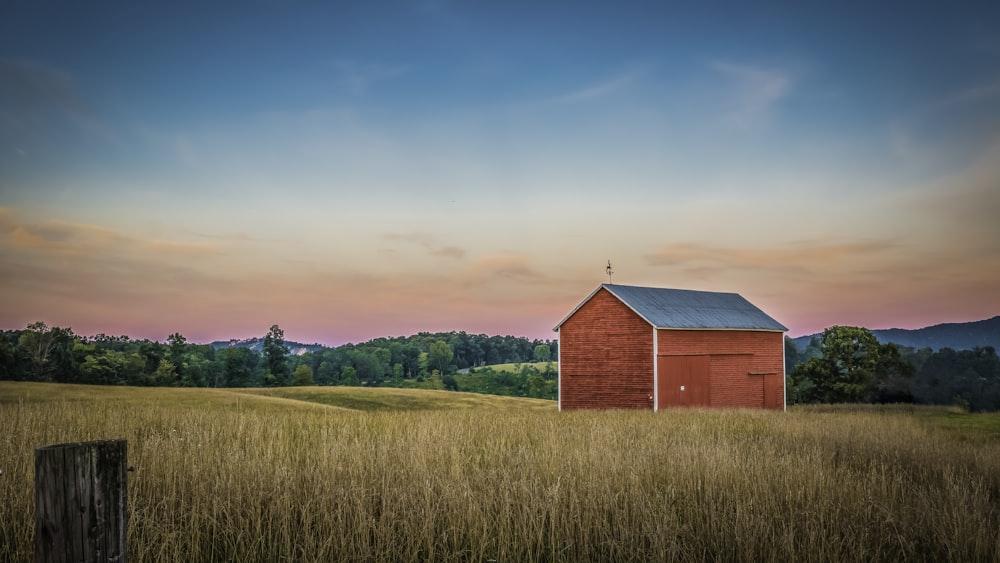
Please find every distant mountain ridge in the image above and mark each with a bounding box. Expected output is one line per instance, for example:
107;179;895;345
792;316;1000;351
210;337;324;356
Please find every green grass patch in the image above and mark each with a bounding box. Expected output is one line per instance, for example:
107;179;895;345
472;361;555;372
0;381;555;413
922;409;1000;441
0;381;339;412
793;403;1000;442
243;385;556;411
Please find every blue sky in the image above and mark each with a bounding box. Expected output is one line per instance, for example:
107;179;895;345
1;0;998;344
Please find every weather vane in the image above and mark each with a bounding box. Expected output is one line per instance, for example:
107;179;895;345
606;260;614;284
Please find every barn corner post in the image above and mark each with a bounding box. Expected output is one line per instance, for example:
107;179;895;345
35;439;129;563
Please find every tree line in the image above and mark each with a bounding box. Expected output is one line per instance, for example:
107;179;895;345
0;322;559;399
786;326;1000;412
5;320;997;410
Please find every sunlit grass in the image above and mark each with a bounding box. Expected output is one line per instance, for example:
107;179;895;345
244;385;556;411
1;382;998;562
470;361;555;372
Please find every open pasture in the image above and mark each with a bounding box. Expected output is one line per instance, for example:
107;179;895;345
1;382;998;562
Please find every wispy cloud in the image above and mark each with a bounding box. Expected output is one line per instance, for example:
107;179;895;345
0;211;233;261
889;79;1000;163
0;58;84;116
460;252;544;282
553;68;644;103
331;60;411;95
640;239;905;298
710;61;791;127
895;136;1000;252
0;209;568;343
2;216;132;256
644;240;895;271
0;57;113;141
382;232;466;259
147;240;221;256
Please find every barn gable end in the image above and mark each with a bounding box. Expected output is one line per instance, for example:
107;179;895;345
556;284;787;412
558;287;654;410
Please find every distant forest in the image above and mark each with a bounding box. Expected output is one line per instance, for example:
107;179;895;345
3;321;999;410
786;329;1000;412
0;323;558;400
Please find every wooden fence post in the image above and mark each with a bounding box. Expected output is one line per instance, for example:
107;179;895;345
35;439;128;563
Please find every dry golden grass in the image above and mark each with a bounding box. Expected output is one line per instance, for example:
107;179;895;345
1;382;998;562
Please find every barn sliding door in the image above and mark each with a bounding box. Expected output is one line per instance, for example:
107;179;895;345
658;355;710;407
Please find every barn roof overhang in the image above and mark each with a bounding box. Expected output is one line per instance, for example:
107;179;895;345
553;284;788;333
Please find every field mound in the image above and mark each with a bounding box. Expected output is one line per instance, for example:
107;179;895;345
0;381;347;413
240;385;556;411
0;381;556;413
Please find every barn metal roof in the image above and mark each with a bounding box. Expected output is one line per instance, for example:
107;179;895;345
554;284;787;332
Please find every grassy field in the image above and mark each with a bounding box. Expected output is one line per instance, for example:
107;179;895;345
1;382;998;562
243;385;555;411
468;361;555;372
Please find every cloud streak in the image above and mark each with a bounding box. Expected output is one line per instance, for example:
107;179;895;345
0;208;572;344
0;58;85;116
331;60;411;95
382;232;467;259
710;61;791;127
889;79;1000;164
553;68;644;103
0;57;114;143
645;240;894;269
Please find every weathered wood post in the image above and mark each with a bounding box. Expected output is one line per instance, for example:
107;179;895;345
35;439;128;563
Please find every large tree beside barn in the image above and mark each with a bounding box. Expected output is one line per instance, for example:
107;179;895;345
790;326;914;404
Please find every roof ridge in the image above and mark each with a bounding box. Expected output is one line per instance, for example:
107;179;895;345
555;284;787;332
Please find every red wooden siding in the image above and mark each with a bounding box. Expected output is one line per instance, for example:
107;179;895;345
657;330;784;410
763;374;783;410
559;288;653;410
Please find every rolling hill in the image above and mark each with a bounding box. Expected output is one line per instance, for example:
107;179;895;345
792;315;1000;351
0;381;555;412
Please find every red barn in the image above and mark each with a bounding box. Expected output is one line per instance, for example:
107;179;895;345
555;284;788;411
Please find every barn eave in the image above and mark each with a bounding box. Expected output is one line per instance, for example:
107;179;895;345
554;284;788;333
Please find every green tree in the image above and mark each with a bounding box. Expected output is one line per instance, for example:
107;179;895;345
152;358;178;386
0;332;17;379
139;341;166;375
390;342;421;377
912;346;1000;411
428;340;454;375
791;326;881;403
223;347;260;387
371;347;390;386
292;364;314;386
167;332;187;381
533;344;551;363
417;351;429;380
181;347;213;387
18;322;57;381
263;324;290;385
872;342;915;403
784;336;801;372
341;365;359;386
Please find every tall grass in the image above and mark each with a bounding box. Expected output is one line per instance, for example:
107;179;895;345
1;383;998;562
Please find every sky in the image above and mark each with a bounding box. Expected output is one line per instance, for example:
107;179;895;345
1;0;999;346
